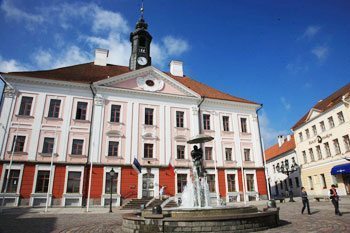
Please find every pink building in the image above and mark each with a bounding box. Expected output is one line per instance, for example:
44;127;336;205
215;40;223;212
0;13;267;207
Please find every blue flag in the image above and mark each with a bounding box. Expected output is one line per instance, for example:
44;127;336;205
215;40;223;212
132;158;142;174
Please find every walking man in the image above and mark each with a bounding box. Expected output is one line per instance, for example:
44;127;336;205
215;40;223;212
301;187;311;215
330;184;342;216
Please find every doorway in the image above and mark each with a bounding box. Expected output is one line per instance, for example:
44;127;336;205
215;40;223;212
142;173;154;198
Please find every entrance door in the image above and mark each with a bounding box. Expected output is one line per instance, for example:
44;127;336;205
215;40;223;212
142;173;154;198
343;174;350;195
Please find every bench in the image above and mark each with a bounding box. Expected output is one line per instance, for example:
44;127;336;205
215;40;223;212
314;196;328;202
273;197;285;203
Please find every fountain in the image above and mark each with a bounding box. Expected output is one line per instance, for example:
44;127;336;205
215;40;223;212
122;134;280;233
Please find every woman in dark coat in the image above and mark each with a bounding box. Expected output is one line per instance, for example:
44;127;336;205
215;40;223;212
301;187;311;215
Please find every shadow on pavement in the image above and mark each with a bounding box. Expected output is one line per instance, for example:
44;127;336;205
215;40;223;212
0;208;57;233
278;219;292;227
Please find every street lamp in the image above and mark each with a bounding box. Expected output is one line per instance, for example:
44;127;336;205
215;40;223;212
109;168;115;213
276;158;299;202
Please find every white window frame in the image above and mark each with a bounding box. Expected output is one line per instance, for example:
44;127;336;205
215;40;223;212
45;96;65;118
221;114;232;132
108;102;123;123
16;93;36;116
175;142;187;160
0;164;24;206
72;98;90;120
101;166;121;206
7;133;29;153
143;106;156;126
105;137;122;157
238;115;250;133
242;147;253;162
202;111;213;131
224;169;239;202
174;109;187;128
224;146;234;161
30;164;55;206
62;166;84;206
68;137;86;156
244;169;259;201
174;169;190;195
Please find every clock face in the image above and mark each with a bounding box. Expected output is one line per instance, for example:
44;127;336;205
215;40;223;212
137;56;148;65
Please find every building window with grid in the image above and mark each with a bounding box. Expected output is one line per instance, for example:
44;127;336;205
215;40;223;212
205;147;213;160
71;139;84;155
320;174;327;189
309;148;315;161
110;105;121;123
333;139;341;155
324;142;331;157
302;151;307;164
145;108;154;125
337;111;345;124
203;114;211;130
47;99;61;118
227;174;236;192
328;116;335;128
222;116;230;131
225;148;232;161
177;174;187;193
312;125;317;136
240;118;248;133
305;129;310;139
1;170;20;193
246;174;255;192
105;172;118;194
11;135;26;153
108;141;119;156
299;132;303;142
144;143;153;158
66;171;81;193
42;137;54;154
316;145;322;160
75;102;87;120
320;121;326;132
177;145;185;159
343;135;350;152
35;171;50;193
295;177;300;187
207;174;216;192
176;111;184;128
18;96;33;116
244;148;251;161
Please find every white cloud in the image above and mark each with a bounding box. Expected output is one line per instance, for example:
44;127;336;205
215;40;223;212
0;55;28;72
301;25;321;39
311;45;329;61
286;60;309;74
259;110;289;148
280;97;291;111
162;36;189;56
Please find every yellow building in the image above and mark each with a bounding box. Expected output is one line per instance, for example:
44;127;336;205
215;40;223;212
292;83;350;196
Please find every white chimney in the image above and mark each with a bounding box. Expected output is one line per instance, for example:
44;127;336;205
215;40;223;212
277;135;285;147
286;135;291;141
169;60;184;77
94;48;109;66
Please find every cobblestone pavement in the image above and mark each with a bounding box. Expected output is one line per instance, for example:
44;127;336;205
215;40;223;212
0;199;349;233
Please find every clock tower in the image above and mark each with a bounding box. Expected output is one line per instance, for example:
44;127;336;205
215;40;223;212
129;5;152;70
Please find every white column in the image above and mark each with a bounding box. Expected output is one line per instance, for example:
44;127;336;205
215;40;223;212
89;94;104;163
251;114;263;167
125;102;133;164
190;106;199;137
59;95;73;161
28;93;46;161
213;111;223;166
159;105;165;164
165;105;171;164
131;103;139;160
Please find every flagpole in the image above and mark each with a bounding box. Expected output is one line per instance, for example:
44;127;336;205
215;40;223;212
240;150;247;205
45;125;58;212
214;151;220;206
1;123;19;213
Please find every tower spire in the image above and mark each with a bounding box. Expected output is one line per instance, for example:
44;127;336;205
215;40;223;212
140;0;144;19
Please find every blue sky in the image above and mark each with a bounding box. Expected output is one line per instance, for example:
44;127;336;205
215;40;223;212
0;0;350;147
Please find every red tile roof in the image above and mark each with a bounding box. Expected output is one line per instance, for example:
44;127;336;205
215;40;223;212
265;135;295;161
2;62;259;105
291;82;350;130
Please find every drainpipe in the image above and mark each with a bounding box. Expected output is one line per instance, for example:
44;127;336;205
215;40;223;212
86;83;96;212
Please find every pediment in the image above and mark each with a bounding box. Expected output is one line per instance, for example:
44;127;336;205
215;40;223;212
306;108;321;121
94;66;199;98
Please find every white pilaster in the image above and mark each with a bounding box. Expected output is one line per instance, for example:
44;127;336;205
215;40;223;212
214;111;223;166
252;114;263;167
190;106;199;137
90;94;104;163
131;102;139;160
125;102;133;164
159;105;165;164
165;105;171;165
59;95;73;161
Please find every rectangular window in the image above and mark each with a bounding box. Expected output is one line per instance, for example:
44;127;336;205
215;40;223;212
333;139;341;155
48;99;61;118
305;129;310;139
246;174;255;192
227;174;236;192
144;143;153;158
309;148;315;162
312;125;317;136
203;114;211;130
177;174;187;193
145;108;154;125
110;105;121;123
71;139;84;155
205;147;212;160
295;177;300;188
240;118;248;133
225;148;232;161
343;135;350;152
177;145;185;159
75;102;87;120
18;96;33;116
11;135;26;152
176;111;184;128
244;148;250;161
207;174;216;192
105;172;118;194
299;132;303;142
316;145;322;160
328;116;335;128
320;174;327;189
42;137;54;154
66;171;81;193
35;171;50;193
222;116;230;131
308;176;314;190
108;141;119;156
337;111;345;124
302;151;307;164
320;121;326;132
1;169;20;193
324;142;331;157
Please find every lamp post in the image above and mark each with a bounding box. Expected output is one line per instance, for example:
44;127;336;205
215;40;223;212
276;158;299;202
109;168;115;213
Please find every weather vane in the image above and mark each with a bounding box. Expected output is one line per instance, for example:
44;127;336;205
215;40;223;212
140;0;144;19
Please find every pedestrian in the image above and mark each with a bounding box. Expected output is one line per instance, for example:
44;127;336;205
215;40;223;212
301;187;311;215
330;184;342;216
159;186;165;200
